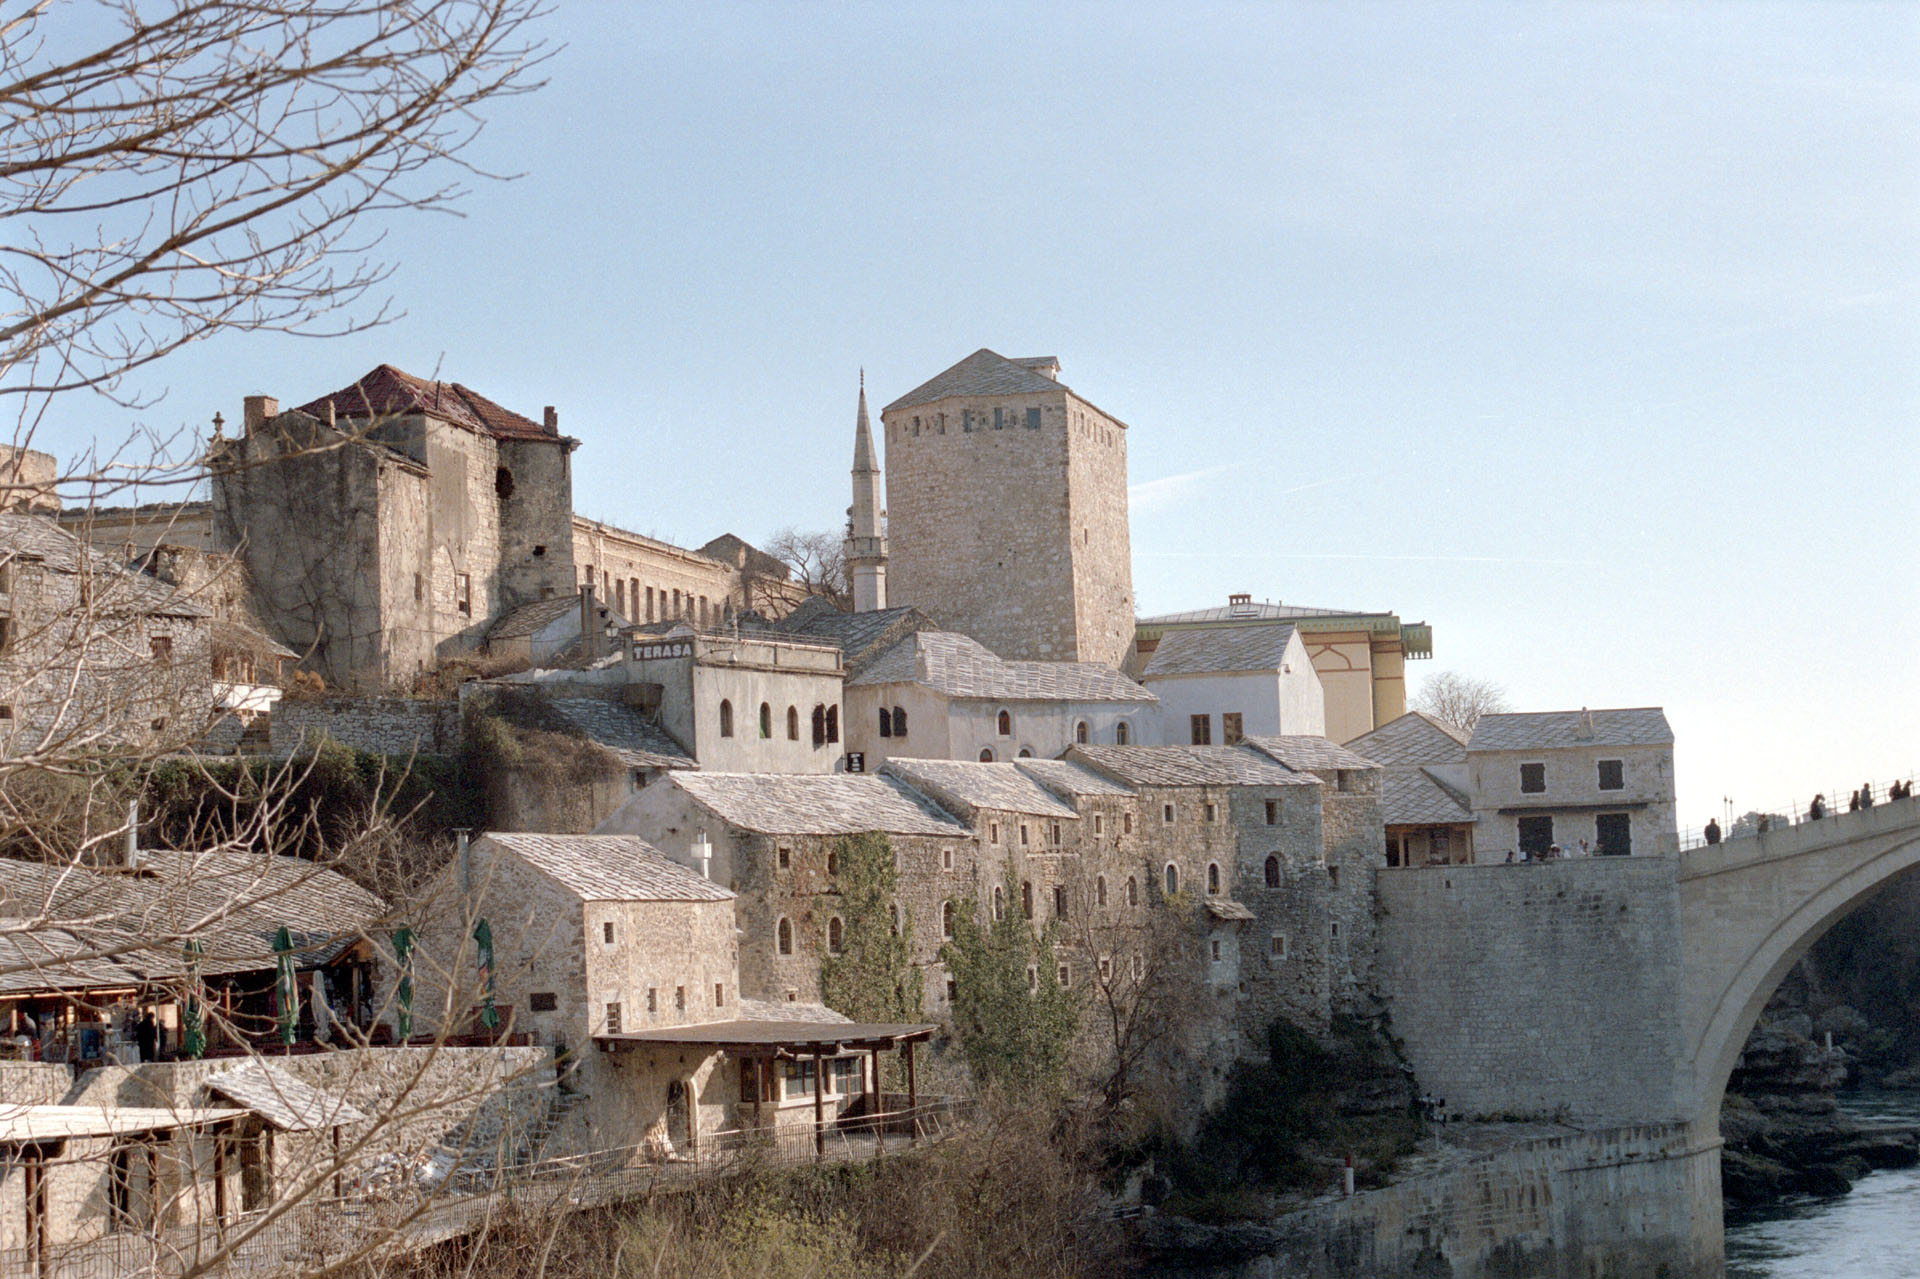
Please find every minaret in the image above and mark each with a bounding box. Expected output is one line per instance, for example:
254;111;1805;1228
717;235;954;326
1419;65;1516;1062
845;371;888;613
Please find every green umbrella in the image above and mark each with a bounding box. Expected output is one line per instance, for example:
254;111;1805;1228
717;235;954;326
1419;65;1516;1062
273;926;300;1048
391;927;414;1042
181;938;207;1060
472;918;498;1031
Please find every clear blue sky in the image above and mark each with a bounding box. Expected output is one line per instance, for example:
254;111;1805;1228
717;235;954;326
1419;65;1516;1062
44;2;1920;826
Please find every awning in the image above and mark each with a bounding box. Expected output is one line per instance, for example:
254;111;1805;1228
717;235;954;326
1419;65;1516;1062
0;1104;244;1143
596;1019;936;1057
204;1060;370;1131
1495;801;1651;816
1204;899;1254;922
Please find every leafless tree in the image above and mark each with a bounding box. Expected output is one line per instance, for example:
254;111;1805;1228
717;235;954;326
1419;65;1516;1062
1412;669;1510;737
763;526;849;608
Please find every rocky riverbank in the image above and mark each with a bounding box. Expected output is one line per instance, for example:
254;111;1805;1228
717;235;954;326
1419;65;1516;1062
1720;1017;1920;1207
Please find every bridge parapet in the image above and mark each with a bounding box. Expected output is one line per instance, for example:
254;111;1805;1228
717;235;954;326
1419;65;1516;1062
1680;792;1920;880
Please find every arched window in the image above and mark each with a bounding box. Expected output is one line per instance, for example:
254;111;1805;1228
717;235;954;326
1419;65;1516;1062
892;706;907;737
825;704;839;744
993;886;1005;920
787;706;800;740
776;917;792;956
1127;876;1139;906
718;699;734;737
1017;748;1032;758
1164;863;1179;896
1115;721;1131;745
1096;876;1108;907
979;748;995;763
879;707;893;738
811;704;826;746
1207;862;1221;894
1265;854;1281;888
1075;720;1089;745
941;901;955;940
997;710;1012;736
1021;881;1033;920
759;702;772;738
827;917;844;955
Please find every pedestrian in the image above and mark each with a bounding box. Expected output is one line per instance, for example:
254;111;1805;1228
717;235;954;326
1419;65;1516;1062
1704;818;1721;846
134;1012;158;1063
1757;815;1771;834
1861;782;1874;809
1849;790;1861;813
1577;839;1591;858
1504;848;1515;864
1809;794;1826;821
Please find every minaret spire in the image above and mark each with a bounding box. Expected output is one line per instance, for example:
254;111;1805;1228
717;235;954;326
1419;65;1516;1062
845;370;887;613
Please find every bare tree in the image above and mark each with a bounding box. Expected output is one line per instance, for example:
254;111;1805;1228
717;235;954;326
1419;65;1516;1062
1412;669;1510;737
764;526;849;607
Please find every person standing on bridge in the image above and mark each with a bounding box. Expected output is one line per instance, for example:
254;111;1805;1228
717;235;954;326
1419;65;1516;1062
1704;818;1721;845
1861;782;1874;808
1809;794;1826;820
1849;790;1861;812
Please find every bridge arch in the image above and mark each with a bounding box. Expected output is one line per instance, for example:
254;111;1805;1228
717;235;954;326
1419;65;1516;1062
1681;804;1920;1125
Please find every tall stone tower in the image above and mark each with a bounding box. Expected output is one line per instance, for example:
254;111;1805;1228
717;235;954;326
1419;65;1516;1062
844;374;888;613
879;349;1134;667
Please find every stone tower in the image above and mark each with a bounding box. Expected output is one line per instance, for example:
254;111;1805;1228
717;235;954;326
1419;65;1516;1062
879;349;1134;668
844;374;888;613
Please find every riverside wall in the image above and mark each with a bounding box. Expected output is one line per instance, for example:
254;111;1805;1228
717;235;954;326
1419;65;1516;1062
1146;1122;1725;1279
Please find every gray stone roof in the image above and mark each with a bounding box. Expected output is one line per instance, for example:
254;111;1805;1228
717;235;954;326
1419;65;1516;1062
1382;768;1476;826
543;698;695;770
481;833;732;902
1140;624;1299;677
737;998;852;1025
668;773;971;837
764;599;933;677
0;513;207;617
853;631;1156;704
883;349;1066;413
881;759;1080;820
1467;708;1673;752
1138;600;1383;625
1244;736;1380;773
1346;712;1469;766
1013;758;1137;798
204;1061;370;1131
1067;745;1318;790
1204;898;1255;922
488;595;581;640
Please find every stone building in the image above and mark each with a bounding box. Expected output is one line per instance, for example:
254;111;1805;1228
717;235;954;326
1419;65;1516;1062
0;513;213;755
1465;708;1677;860
1347;711;1478;867
844;629;1159;768
878;351;1135;669
1135;594;1434;745
1137;622;1325;746
620;627;849;774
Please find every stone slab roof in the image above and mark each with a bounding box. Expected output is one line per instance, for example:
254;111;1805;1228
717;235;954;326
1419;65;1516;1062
881;759;1080;820
488;595;582;641
296;364;563;442
0;1105;245;1142
667;773;971;837
481;833;731;903
1204;899;1255;922
1467;708;1673;752
0;514;207;617
1138;600;1380;625
543;698;695;771
1140;624;1298;677
882;349;1065;413
1067;745;1318;790
1347;712;1469;767
204;1061;370;1131
1383;768;1476;826
0;928;145;993
737;998;851;1025
1244;736;1380;773
853;631;1155;704
764;599;933;677
599;1020;935;1050
1014;758;1137;799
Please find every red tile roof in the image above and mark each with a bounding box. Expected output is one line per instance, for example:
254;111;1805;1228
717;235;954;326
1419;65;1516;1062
295;364;560;441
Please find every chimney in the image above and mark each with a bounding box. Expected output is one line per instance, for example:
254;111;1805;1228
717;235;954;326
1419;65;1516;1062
543;406;558;433
579;584;597;661
124;798;139;868
1575;707;1595;741
694;831;712;881
242;395;278;436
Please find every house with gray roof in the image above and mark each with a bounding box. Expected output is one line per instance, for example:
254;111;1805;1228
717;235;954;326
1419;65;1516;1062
1464;707;1677;860
844;629;1157;769
1137;622;1325;748
1347;711;1477;866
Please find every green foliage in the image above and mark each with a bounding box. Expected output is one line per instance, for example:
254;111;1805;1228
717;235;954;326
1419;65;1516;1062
820;833;924;1025
940;858;1079;1094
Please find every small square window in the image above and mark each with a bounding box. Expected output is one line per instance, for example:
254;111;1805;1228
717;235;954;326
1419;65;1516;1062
149;636;173;663
1025;407;1042;429
1270;933;1288;959
1520;763;1546;794
1598;759;1625;791
529;992;557;1012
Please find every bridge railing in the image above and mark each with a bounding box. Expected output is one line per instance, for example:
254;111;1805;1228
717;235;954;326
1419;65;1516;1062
1676;771;1918;852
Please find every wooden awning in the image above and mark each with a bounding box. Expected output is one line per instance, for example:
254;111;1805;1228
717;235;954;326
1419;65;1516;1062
595;1019;935;1058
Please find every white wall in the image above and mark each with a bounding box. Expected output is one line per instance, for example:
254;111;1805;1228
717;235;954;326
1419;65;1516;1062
1142;634;1326;744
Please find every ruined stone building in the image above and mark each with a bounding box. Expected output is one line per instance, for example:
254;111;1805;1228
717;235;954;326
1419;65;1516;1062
874;350;1136;669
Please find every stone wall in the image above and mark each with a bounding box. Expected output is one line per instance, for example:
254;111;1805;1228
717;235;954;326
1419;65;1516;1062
0;1060;72;1104
264;696;461;757
1145;1121;1724;1279
575;516;738;627
1375;858;1688;1125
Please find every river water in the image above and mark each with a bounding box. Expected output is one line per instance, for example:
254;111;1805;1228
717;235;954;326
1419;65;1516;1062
1725;1090;1920;1278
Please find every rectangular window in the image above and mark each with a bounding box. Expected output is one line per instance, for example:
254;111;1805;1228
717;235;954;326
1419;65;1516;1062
989;822;1000;844
1517;814;1554;858
1328;865;1341;889
413;573;424;602
1050;821;1061;845
675;985;686;1011
783;1060;817;1099
1269;933;1288;959
1210;939;1221;963
1520;763;1546;794
1093;814;1103;834
529;992;558;1012
715;983;725;1008
1265;800;1278;825
456;573;473;616
647;987;658;1012
1190;714;1211;745
993;407;1004;429
1596;812;1633;857
1162;803;1174;824
1025;407;1041;429
1057;963;1071;988
1123;812;1133;834
777;845;790;868
1598;759;1625;791
605;1003;621;1034
1020;824;1029;846
0;618;10;655
603;920;615;944
1222;712;1244;746
1337;769;1354;793
946;977;957;1002
149;635;172;662
942;847;954;870
832;1056;859;1095
1053;884;1068;918
1204;803;1217;823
